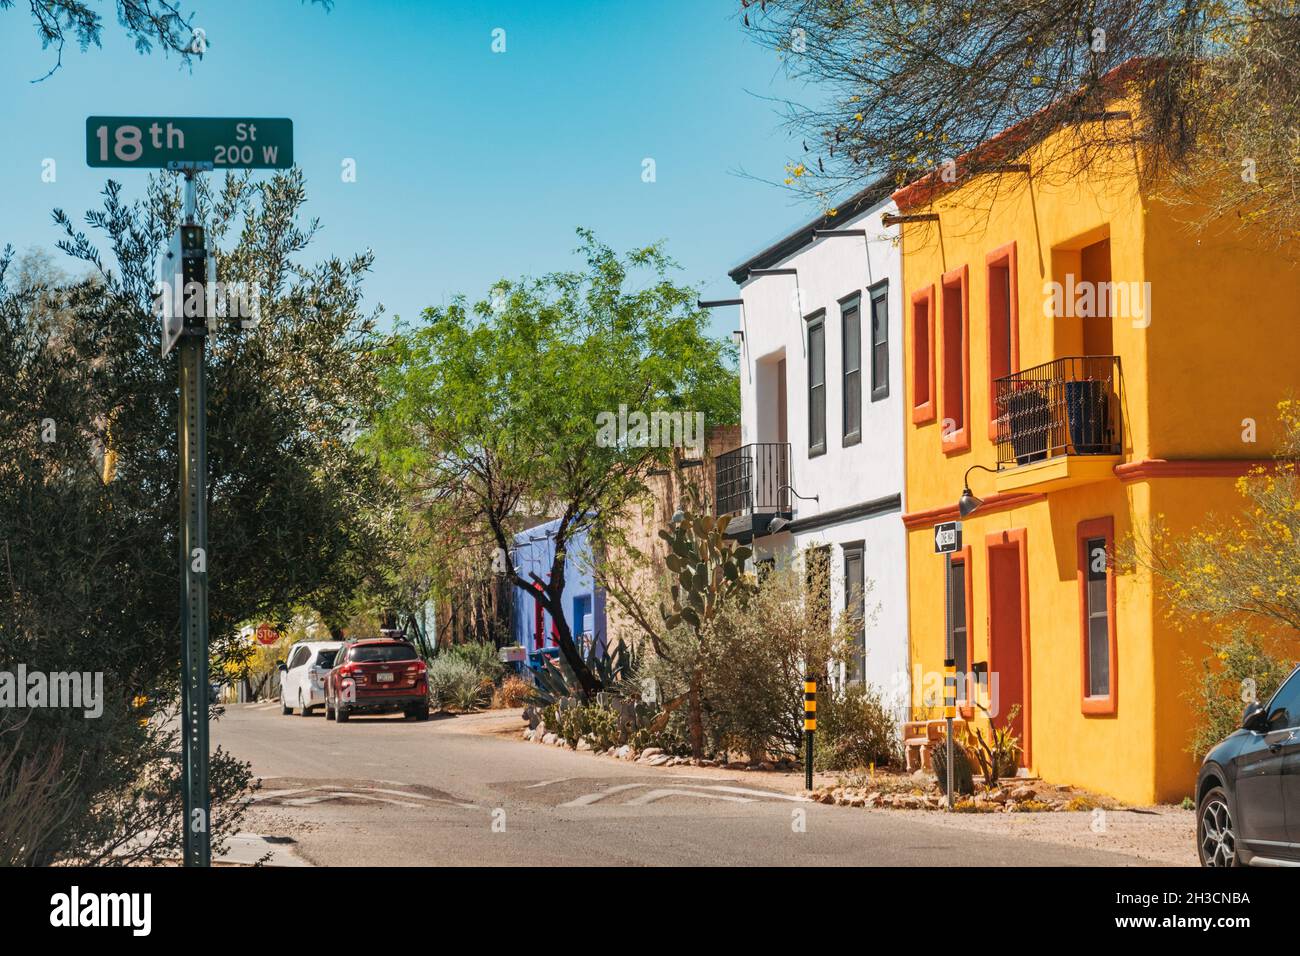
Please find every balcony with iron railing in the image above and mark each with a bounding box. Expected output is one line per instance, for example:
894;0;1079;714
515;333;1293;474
714;442;792;538
991;356;1124;493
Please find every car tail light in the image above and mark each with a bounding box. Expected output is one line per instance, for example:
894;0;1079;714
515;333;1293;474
405;662;426;675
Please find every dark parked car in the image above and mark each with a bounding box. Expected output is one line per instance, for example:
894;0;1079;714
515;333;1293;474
324;638;429;723
1196;663;1300;866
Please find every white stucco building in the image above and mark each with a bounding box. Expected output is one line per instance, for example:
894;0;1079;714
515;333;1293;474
715;179;909;710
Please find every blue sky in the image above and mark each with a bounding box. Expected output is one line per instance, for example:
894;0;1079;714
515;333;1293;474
0;0;824;336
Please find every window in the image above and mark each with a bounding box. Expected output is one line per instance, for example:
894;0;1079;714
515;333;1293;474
287;645;310;670
869;280;889;402
349;642;417;663
1078;517;1117;715
910;286;935;423
940;265;969;453
843;543;865;683
1266;670;1300;731
807;311;826;457
841;296;861;446
313;650;338;669
985;243;1018;439
946;552;971;712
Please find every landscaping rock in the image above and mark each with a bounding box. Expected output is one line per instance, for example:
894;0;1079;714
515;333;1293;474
639;747;663;760
1009;786;1037;803
647;754;672;766
576;738;592;752
614;745;631;760
542;732;558;746
725;761;748;771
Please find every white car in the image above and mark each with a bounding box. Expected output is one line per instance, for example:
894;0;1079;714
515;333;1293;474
278;641;344;716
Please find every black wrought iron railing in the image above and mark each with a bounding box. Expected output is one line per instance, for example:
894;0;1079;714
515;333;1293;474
715;442;791;516
993;356;1123;469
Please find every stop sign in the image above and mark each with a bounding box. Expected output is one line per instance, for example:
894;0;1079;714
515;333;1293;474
254;624;280;646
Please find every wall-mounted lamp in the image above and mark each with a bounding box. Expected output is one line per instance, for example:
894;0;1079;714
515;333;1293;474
777;483;819;504
957;463;997;518
732;329;744;347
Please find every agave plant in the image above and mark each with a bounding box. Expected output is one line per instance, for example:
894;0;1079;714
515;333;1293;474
527;637;642;708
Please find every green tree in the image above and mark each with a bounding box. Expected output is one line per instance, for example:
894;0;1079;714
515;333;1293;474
1123;401;1300;752
0;168;399;862
368;230;738;697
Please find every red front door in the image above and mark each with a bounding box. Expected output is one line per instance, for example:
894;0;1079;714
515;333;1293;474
987;531;1029;766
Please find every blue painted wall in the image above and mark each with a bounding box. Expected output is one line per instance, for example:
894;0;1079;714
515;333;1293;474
509;519;606;670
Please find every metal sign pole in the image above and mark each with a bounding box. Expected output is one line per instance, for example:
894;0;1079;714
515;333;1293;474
178;171;211;866
943;551;955;811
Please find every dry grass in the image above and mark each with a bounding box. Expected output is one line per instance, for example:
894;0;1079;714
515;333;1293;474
492;674;532;710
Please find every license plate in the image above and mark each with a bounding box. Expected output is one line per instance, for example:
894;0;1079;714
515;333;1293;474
376;672;394;683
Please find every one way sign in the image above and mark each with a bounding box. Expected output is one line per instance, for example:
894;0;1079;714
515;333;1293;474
934;521;962;554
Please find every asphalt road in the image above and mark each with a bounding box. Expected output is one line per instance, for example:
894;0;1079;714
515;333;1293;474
212;702;1158;867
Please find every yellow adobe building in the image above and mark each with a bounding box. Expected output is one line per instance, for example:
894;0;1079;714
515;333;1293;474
894;101;1300;804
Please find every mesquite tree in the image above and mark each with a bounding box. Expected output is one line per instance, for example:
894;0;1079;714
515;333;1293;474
368;230;738;697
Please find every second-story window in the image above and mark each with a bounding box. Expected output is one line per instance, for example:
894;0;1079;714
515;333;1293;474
869;279;889;402
807;310;826;457
841;295;861;447
941;265;969;453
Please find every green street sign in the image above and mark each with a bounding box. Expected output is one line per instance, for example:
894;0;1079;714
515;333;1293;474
86;116;293;170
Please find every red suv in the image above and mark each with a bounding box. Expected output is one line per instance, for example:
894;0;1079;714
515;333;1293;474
324;639;429;723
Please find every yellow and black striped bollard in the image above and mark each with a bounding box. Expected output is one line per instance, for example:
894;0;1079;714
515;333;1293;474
804;676;816;790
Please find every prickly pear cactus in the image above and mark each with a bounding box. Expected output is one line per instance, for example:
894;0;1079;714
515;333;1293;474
657;512;752;633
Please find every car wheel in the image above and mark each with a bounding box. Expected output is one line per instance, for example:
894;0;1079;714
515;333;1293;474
280;692;292;716
414;704;430;722
298;691;313;717
1198;786;1240;867
336;703;350;723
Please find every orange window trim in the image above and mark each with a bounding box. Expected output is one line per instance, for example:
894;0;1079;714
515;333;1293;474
940;265;970;455
984;242;1020;442
949;545;975;720
910;285;936;424
985;528;1031;769
1077;516;1118;716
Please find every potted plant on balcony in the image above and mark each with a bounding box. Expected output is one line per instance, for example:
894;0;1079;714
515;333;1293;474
1064;376;1111;454
1005;380;1051;465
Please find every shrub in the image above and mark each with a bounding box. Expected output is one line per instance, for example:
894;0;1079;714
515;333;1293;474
931;738;976;796
1185;626;1293;757
442;641;504;683
646;551;857;762
814;682;903;771
428;654;488;710
492;674;532;709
